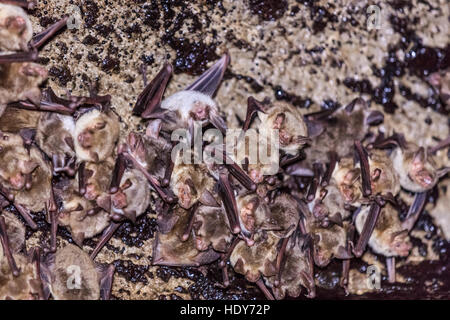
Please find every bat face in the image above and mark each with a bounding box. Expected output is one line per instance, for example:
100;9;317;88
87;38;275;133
74;109;119;163
236;193;271;236
57;180;110;243
192;205;233;253
0;132;37;190
152;206;221;267
333;157;363;204
428;70;450;105
309;178;348;225
170;161;215;210
392;144;440;192
230;231;278;282
83;161;114;201
368;149;400;196
161;90;225;133
0;132;52;212
305;210;349;268
0;62;48;107
258;102;309;156
46;244;100;300
0;3;33;51
111;169;151;220
355;203;412;257
312;224;348;267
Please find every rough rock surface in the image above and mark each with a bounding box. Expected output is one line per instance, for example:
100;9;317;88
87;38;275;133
19;0;450;299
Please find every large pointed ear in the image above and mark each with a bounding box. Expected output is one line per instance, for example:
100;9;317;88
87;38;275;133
209;112;227;135
402;191;427;231
437;166;450;178
243;96;264;131
412;147;426;165
186;53;230;97
354;140;372;197
98;264;115;300
344;97;367;114
303;108;338;138
365;110;384;126
134;63;173;118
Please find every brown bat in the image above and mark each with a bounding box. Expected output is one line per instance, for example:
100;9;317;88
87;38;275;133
298;193;353;291
191;204;234;253
234;192;300;243
55;178;110;247
0;61;47;116
0;213;44;299
391;141;449;192
264;231;316;299
36;111;77;176
152;205;220;267
0;131;55;229
110;168;151;223
74;108;120;163
138;54;230;139
40;244;115;300
354;192;427;283
229;230;278;290
257;101;310;156
170;157;216;210
289;98;383;177
0;2;33;51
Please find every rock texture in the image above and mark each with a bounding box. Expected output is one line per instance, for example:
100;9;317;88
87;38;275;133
20;0;450;299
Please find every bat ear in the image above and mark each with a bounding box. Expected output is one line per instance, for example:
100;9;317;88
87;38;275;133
366;110;384;126
135;63;173;118
186;53;230;97
336;245;353;259
199;189;220;207
437;166;450;178
242;96;265;132
345;97;367;114
97;264;115;300
413;147;426;164
209;112;227;135
390;229;409;242
328;212;343;227
145;119;162;139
